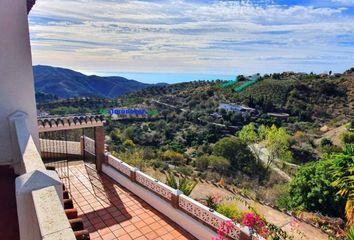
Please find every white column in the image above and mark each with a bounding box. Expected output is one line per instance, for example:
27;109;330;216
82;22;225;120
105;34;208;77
0;0;39;164
16;170;71;240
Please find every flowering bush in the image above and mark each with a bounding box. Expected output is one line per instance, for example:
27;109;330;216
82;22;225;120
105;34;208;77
204;193;222;209
242;213;268;237
216;204;243;222
212;220;236;240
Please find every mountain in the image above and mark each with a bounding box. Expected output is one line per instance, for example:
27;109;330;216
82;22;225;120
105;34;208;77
33;65;166;99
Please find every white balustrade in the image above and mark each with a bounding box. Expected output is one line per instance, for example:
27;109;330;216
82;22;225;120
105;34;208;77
40;139;81;155
9;111;76;240
84;136;95;155
135;171;174;201
105;152;263;240
179;194;247;239
107;154;134;177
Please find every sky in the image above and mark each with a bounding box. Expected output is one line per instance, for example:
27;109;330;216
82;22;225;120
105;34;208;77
29;0;354;84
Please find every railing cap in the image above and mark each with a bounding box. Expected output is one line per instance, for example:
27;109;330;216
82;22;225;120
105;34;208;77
8;110;28;122
175;189;183;195
16;170;62;194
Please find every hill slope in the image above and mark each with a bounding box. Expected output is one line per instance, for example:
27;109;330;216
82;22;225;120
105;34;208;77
124;70;354;124
33;65;164;99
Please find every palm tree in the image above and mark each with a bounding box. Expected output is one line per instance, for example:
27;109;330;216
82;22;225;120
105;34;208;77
348;226;354;240
166;172;197;196
331;145;354;226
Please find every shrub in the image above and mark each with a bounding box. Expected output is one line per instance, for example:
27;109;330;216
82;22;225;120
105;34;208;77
347;226;354;240
123;139;135;147
150;160;169;170
205;171;221;181
160;150;185;165
195;155;210;171
166;172;197;196
213;137;257;174
203;193;222;209
287;160;346;217
320;144;342;155
142;147;157;160
340;132;354;145
330;151;354;225
320;138;333;147
208;155;230;173
277;189;291;209
110;131;123;144
176;166;194;176
242;213;267;236
216;204;243;221
124;125;142;142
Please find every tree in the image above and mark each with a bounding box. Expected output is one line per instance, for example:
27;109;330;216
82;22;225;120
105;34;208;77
195;155;210;171
237;75;247;82
166;172;197;196
347;226;354;240
123;139;135;148
238;123;261;163
287;160;345;217
213;137;257;174
110;130;122;145
124;125;142;142
341;131;354;145
208;155;230;173
160;150;185;165
258;125;269;140
331;149;354;226
320;138;333;147
263;125;292;170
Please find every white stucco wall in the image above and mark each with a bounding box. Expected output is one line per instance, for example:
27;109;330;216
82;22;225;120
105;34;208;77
0;0;39;164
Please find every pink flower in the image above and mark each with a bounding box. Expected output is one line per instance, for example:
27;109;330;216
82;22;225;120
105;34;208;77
212;193;222;204
242;212;268;237
213;220;236;240
242;213;256;227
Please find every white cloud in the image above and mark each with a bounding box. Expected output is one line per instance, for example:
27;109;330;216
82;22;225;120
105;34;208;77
29;0;354;78
332;0;354;4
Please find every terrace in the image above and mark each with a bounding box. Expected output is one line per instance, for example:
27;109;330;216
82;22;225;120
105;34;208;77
35;115;256;239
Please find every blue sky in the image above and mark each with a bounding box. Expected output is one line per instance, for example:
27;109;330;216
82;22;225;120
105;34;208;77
29;0;354;83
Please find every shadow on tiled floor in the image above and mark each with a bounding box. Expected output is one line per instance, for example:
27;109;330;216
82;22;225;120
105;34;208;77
68;162;196;240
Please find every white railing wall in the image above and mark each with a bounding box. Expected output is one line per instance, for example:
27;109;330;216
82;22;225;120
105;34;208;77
40;139;81;155
8;111;76;240
83;136;95;155
136;171;174;201
104;153;259;240
107;155;134;177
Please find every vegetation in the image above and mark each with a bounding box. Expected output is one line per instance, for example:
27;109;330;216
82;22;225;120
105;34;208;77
341;132;354;145
165;172;197;196
286;159;345;217
238;123;261;163
39;69;354;238
213;137;260;175
331;146;354;225
216;204;243;221
348;226;354;240
263;125;292;169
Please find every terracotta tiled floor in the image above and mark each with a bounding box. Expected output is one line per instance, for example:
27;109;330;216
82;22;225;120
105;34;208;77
67;163;196;240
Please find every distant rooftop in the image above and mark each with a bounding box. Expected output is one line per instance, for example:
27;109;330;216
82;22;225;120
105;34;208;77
38;115;105;132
